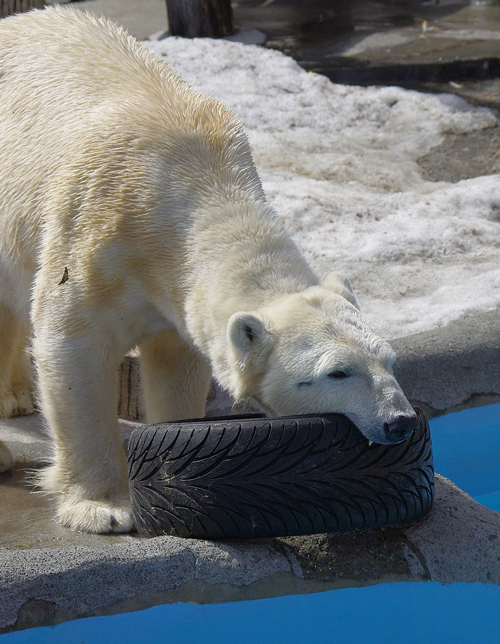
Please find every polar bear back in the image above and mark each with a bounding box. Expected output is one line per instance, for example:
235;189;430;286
0;7;260;298
0;6;218;123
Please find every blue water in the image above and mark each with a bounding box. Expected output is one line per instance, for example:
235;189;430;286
2;402;500;643
3;582;500;644
429;401;500;512
475;489;500;512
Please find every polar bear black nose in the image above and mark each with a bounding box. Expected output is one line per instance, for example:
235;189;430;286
383;414;418;443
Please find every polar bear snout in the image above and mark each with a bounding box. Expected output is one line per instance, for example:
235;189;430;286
383;413;418;444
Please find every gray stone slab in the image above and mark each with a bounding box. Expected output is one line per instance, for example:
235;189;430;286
280;476;500;587
392;307;500;415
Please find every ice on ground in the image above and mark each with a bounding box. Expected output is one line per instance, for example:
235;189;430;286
147;37;500;338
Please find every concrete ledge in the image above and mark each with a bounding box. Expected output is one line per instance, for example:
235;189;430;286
392;308;500;417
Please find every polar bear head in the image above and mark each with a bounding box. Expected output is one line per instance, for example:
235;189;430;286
227;274;417;445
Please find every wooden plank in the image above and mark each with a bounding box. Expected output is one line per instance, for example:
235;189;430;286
117;351;145;422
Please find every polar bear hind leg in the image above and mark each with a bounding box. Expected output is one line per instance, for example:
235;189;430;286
139;329;212;424
0;442;14;474
0;304;33;419
0;303;34;472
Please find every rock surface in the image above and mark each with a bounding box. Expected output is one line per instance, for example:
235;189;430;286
392;308;500;416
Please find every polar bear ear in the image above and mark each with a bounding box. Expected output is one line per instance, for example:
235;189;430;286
321;271;359;309
227;312;270;365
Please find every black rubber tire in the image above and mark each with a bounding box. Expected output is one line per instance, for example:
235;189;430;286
128;408;433;540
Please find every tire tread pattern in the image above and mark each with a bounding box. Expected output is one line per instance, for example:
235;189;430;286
128;409;433;539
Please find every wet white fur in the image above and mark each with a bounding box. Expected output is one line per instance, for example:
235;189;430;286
0;7;414;532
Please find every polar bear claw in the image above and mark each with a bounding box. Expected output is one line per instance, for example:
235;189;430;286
57;497;135;534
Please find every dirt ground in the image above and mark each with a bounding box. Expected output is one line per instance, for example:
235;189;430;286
418;121;500;183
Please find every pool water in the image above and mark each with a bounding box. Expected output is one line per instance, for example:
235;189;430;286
2;402;499;643
3;581;500;644
429;401;500;512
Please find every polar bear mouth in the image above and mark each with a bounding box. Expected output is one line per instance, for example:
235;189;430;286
247;397;417;446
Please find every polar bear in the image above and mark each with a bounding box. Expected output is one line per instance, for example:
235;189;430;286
0;7;417;533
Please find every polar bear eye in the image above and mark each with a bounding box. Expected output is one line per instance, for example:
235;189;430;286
328;370;349;380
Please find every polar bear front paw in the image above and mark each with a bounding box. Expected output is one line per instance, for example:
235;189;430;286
0;388;34;418
0;441;14;473
57;495;135;534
